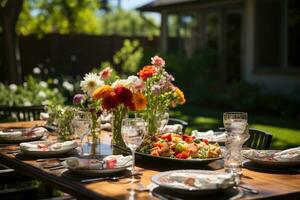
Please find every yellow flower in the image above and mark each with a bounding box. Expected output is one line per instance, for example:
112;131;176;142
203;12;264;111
92;85;113;100
132;92;147;110
175;88;186;105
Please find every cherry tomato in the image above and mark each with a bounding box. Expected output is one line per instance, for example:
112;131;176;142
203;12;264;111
202;139;209;145
161;133;172;142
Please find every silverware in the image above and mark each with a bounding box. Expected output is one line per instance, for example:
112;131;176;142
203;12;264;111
48;165;66;171
81;175;131;183
36;158;66;162
235;184;259;194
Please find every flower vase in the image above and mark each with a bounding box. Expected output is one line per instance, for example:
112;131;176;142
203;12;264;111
111;107;127;148
90;111;99;143
145;109;169;136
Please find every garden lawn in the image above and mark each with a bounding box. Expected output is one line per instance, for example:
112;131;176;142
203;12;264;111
170;105;300;149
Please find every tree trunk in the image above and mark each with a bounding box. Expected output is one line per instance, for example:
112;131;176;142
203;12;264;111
0;0;24;84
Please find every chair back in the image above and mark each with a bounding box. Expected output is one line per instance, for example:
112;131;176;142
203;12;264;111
246;128;272;149
168;118;188;133
0;105;45;122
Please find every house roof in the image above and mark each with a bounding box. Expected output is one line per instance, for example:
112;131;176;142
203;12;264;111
136;0;237;12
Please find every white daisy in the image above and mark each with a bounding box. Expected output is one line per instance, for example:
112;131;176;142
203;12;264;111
80;73;104;96
9;84;17;91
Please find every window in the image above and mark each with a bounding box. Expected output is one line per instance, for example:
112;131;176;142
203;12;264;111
255;0;300;69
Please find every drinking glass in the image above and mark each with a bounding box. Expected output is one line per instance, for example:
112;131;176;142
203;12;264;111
71;111;92;156
121;118;147;183
223;112;249;177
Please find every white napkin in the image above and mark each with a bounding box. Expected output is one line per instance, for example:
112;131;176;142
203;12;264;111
20;140;77;151
168;172;235;189
274;147;300;162
162;124;183;133
103;155;133;167
191;130;226;141
65;155;132;170
65;157;104;170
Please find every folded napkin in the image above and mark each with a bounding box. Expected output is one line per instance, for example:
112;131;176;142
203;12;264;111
274;147;300;162
65;157;103;170
162;124;183;133
20;140;77;151
168;172;235;189
101;113;112;123
65;155;133;170
40;112;50;120
191;130;226;141
101;123;112;131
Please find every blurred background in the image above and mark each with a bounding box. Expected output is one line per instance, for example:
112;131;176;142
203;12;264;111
0;0;299;149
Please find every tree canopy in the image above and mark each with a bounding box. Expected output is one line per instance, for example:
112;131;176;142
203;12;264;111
17;0;159;37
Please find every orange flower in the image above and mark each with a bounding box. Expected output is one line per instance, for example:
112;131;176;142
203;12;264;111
92;85;113;100
132;92;147;110
175;88;186;105
137;65;157;80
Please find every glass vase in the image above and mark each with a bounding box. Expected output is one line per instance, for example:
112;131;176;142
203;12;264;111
137;109;169;136
90;111;99;143
111;107;128;148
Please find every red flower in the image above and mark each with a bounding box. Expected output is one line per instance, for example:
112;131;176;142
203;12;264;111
137;65;157;80
114;86;133;108
102;92;119;110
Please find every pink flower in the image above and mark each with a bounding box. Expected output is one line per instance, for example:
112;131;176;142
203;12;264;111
99;67;112;80
151;55;165;68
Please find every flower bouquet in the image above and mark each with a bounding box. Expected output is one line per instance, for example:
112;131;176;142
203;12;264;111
92;75;147;148
136;56;185;135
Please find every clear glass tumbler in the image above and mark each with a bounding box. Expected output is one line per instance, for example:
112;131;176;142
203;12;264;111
223;112;249;177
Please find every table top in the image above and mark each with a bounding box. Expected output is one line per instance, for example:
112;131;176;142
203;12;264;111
0;121;300;200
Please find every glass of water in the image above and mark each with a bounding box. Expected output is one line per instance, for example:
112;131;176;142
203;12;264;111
223;112;249;177
121;118;147;183
71;111;92;156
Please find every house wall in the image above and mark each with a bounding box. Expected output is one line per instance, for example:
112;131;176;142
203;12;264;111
244;0;300;99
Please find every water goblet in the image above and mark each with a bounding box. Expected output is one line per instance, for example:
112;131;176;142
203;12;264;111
223;112;249;178
71;111;92;156
121;118;147;183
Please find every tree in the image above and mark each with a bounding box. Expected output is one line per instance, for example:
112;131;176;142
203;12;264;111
0;0;24;83
17;0;102;37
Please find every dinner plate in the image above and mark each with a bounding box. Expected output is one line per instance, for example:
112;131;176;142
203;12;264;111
20;141;78;158
68;165;131;177
0;128;44;143
242;150;300;167
152;170;235;194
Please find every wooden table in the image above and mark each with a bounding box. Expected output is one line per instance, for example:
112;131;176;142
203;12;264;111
0;121;300;200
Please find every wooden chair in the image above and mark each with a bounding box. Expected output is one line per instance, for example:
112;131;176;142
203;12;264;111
0;105;45;122
168;118;188;133
246;128;273;150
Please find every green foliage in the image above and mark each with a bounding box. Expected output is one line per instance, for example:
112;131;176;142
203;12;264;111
99;39;144;76
0;75;65;106
46;104;76;141
17;0;102;37
17;1;159;37
100;9;159;37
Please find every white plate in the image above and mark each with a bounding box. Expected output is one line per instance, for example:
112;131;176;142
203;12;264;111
20;141;77;158
152;170;236;194
69;165;130;176
242;150;300;167
0;128;44;143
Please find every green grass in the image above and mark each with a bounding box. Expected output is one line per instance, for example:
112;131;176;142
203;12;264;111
170;105;300;149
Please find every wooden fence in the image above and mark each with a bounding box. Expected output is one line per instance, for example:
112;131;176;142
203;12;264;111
19;34;159;78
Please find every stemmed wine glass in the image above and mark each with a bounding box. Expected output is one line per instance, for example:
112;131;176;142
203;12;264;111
223;112;249;179
121;118;147;183
71;111;92;156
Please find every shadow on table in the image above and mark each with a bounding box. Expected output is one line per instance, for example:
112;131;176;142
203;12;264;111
152;187;241;200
